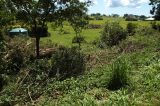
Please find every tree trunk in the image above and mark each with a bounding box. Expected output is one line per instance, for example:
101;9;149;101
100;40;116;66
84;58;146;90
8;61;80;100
36;36;40;58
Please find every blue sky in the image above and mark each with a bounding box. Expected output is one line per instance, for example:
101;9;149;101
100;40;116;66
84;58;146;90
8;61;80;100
86;0;152;16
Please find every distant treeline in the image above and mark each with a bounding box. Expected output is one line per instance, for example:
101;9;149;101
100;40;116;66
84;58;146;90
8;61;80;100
88;13;150;21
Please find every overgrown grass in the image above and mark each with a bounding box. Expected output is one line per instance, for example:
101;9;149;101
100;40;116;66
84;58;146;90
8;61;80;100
1;17;160;105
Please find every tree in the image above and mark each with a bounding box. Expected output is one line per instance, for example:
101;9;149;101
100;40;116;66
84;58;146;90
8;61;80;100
111;14;119;18
123;14;128;18
150;0;160;20
139;15;146;20
10;0;91;58
0;0;15;27
96;13;101;16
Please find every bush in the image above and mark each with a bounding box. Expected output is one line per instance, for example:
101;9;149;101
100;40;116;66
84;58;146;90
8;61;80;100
4;37;35;75
87;24;102;29
0;59;51;105
127;23;137;36
25;59;51;83
150;21;160;31
6;48;24;75
95;16;103;20
0;75;7;91
125;17;138;21
0;30;5;72
50;46;86;79
72;36;86;44
87;17;95;20
107;57;130;90
100;21;127;47
150;21;157;30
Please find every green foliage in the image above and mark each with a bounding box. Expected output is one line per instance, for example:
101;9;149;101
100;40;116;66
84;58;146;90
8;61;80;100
140;60;160;91
87;24;102;29
125;17;138;21
0;75;6;91
50;46;86;79
150;21;160;31
107;57;130;90
100;21;127;47
72;36;86;44
0;59;51;105
26;59;51;82
1;16;160;105
10;0;91;57
150;21;157;30
0;2;14;27
150;1;160;20
106;90;141;105
126;23;137;35
95;16;103;20
2;37;35;75
6;48;24;75
0;30;7;91
29;25;49;37
0;30;5;51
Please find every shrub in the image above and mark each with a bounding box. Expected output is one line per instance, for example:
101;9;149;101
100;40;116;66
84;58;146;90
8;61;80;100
150;21;157;30
107;57;130;90
25;59;51;83
127;23;137;36
88;17;95;20
6;48;24;75
50;46;86;79
72;36;86;44
125;17;138;21
100;21;127;47
4;37;34;75
0;75;7;91
150;21;160;31
1;59;52;105
87;24;102;29
0;30;5;71
95;16;103;20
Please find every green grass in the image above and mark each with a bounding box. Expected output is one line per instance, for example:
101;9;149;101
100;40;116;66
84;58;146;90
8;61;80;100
39;19;160;105
41;17;155;48
1;17;160;106
42;23;101;47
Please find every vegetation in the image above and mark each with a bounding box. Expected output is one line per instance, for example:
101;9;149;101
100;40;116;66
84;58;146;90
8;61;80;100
99;21;127;47
107;57;130;90
124;14;147;21
150;0;160;20
50;46;86;79
10;0;90;58
127;22;137;36
0;1;160;105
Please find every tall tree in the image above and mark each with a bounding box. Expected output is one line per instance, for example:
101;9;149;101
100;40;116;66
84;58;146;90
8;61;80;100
150;0;160;20
10;0;91;58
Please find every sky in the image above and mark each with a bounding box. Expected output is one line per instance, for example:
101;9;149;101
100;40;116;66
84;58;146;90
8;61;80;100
81;0;152;16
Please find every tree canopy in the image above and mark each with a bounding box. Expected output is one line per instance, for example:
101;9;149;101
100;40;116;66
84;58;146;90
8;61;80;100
150;0;160;20
0;0;15;27
9;0;91;58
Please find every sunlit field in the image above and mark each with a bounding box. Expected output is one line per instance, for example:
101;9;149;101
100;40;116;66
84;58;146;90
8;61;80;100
1;0;160;105
42;17;154;47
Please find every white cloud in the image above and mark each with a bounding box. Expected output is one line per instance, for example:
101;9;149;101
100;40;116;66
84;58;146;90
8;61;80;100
104;0;149;8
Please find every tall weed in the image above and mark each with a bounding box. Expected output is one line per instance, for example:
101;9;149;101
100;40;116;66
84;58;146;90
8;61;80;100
107;57;130;90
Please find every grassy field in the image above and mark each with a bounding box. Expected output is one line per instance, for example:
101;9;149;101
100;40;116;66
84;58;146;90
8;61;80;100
36;18;160;105
42;17;153;47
